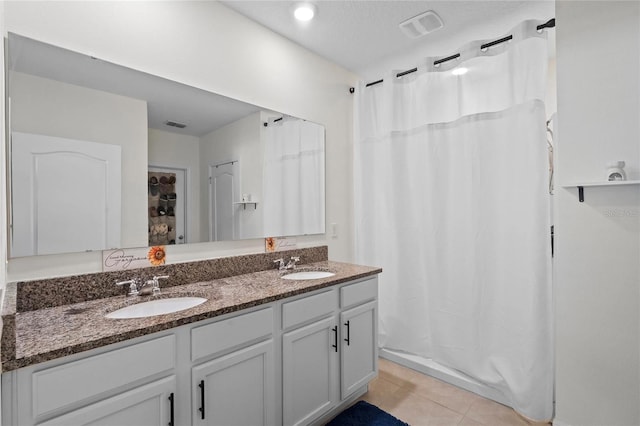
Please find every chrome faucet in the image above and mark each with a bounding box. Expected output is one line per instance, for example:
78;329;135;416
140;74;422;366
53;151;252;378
152;275;170;295
286;256;300;270
115;279;139;296
116;276;169;296
274;258;286;271
139;275;170;296
274;256;301;271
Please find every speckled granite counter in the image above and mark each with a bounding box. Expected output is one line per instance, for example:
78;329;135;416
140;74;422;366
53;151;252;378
1;260;381;372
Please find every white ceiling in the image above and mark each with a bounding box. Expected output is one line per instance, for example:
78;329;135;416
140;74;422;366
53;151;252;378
8;2;555;137
220;0;555;79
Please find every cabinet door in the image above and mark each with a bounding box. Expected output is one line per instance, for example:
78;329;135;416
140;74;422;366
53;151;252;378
39;376;176;426
192;340;275;426
282;316;339;426
340;300;378;399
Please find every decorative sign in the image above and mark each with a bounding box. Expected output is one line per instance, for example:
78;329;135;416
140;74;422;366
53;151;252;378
102;246;166;272
265;237;297;253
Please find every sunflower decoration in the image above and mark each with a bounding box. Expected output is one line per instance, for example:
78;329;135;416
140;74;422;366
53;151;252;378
148;246;166;266
265;237;276;253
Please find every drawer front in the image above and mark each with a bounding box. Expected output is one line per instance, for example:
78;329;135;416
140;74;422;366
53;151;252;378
282;290;337;330
32;334;175;419
340;278;378;309
191;307;273;362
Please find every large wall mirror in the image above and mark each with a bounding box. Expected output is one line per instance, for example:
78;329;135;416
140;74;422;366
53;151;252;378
6;33;326;258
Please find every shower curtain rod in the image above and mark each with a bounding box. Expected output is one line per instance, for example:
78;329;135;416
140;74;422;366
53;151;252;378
263;117;284;127
214;160;237;168
348;18;555;92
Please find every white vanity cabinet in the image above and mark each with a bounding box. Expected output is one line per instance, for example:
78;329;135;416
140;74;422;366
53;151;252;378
282;290;340;426
192;341;274;426
38;376;177;426
191;307;275;426
281;277;378;426
2;334;178;426
339;279;378;399
2;274;379;426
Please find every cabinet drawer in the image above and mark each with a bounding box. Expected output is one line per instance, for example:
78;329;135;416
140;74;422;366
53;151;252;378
38;375;176;426
191;307;273;362
282;290;337;330
32;335;175;419
340;278;378;308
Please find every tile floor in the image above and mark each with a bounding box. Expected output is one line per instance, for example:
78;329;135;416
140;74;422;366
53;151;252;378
358;358;551;426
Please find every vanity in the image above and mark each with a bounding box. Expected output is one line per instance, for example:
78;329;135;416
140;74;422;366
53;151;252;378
1;248;381;426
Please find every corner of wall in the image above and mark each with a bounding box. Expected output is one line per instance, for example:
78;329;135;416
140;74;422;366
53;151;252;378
0;0;7;290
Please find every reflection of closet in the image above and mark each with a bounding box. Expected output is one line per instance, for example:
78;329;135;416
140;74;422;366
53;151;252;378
148;172;177;245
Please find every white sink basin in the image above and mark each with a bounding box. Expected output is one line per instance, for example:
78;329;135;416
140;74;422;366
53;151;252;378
281;271;335;280
106;297;207;319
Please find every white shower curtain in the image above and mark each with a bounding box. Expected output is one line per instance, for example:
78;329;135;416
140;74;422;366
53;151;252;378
263;117;325;236
354;21;553;421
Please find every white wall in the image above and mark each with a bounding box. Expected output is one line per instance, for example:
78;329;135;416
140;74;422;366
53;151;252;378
546;58;557;118
148;128;201;244
9;71;148;250
199;111;265;241
554;2;640;425
0;1;6;290
3;1;357;280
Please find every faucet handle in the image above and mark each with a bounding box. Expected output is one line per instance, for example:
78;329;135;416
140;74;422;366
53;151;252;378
286;256;300;270
152;275;169;295
274;258;285;270
115;279;139;296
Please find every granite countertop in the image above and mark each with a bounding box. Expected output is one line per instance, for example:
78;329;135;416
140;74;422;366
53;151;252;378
2;261;381;372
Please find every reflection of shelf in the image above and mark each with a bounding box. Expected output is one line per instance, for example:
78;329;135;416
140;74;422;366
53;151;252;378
234;201;258;210
561;180;640;202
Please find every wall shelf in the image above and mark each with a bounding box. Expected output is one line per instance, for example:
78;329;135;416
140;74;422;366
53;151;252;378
234;201;258;210
561;180;640;202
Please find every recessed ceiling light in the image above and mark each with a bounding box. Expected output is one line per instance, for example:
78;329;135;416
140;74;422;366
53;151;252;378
294;3;316;21
452;67;468;76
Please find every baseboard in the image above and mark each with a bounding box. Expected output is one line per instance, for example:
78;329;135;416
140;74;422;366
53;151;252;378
552;420;571;426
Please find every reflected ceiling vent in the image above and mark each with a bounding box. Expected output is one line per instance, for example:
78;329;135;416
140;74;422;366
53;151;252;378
165;120;187;129
399;10;444;39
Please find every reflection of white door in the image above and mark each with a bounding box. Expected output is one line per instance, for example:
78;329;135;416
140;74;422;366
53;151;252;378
11;132;121;257
209;162;238;241
149;166;187;244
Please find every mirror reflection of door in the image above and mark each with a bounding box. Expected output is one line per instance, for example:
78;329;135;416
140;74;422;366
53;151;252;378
11;132;122;256
209;162;239;241
148;167;187;245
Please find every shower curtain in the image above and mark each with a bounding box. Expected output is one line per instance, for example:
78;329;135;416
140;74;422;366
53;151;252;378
263;117;325;236
354;20;553;421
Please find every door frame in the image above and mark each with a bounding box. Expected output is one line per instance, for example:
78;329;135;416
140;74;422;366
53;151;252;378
208;160;240;242
149;164;190;244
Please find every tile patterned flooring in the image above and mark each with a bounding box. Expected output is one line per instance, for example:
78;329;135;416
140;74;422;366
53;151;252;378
358;358;551;426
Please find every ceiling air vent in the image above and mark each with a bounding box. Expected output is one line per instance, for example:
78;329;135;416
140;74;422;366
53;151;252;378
399;10;444;39
165;120;187;129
